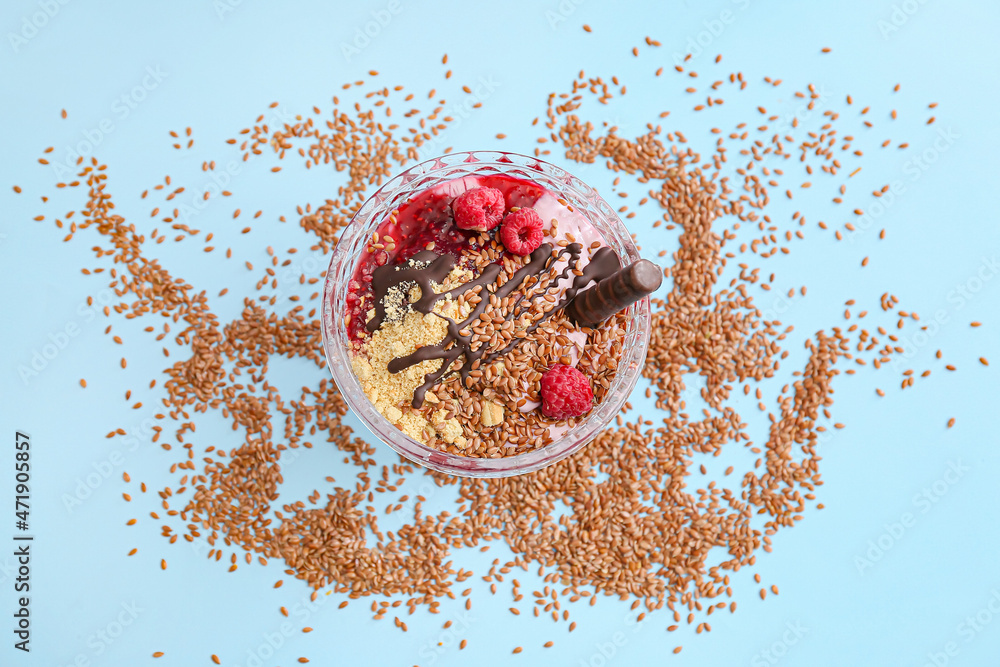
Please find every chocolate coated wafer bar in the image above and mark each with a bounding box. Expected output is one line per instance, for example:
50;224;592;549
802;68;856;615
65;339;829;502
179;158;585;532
565;259;662;328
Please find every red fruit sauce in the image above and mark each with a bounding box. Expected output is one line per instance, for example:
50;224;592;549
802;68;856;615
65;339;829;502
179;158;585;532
344;174;547;344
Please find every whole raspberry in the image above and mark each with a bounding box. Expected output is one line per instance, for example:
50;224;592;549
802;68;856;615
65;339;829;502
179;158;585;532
452;187;506;231
540;364;594;420
500;207;544;256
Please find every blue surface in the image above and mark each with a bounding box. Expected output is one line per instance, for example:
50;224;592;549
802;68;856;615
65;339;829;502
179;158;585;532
2;1;1000;666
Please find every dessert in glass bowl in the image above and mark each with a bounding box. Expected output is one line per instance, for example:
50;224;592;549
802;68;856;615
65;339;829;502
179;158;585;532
322;152;656;477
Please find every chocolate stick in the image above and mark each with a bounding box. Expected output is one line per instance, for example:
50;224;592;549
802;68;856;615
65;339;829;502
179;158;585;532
565;259;662;328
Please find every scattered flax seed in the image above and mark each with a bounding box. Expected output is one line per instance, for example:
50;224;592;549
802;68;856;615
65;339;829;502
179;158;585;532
544;641;554;648
160;559;167;570
61;109;67;119
971;322;981;327
41;54;940;657
80;379;87;388
980;357;989;366
460;639;468;649
821;47;831;53
153;652;164;658
212;655;221;664
582;24;592;32
947;418;956;428
513;647;523;654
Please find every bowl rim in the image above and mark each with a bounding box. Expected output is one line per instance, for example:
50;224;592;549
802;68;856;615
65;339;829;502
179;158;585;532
321;150;651;478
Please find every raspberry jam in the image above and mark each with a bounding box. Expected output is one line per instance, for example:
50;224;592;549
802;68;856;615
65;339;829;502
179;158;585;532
345;174;547;343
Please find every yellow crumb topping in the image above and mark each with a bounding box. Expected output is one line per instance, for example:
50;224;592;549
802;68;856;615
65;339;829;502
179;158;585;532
352;267;471;445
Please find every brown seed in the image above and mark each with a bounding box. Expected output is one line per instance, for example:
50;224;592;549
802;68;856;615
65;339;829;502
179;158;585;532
48;57;934;649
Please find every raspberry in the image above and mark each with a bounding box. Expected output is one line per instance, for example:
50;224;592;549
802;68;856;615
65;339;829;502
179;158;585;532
451;187;506;231
539;364;594;420
499;207;544;256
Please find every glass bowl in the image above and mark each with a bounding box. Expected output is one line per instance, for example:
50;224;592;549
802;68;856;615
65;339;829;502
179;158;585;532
321;151;651;478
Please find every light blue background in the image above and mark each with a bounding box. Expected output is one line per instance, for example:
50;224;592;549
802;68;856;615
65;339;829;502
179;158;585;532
2;1;1000;666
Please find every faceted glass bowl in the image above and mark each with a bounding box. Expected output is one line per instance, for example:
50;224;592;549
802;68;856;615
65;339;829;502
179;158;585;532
321;151;651;478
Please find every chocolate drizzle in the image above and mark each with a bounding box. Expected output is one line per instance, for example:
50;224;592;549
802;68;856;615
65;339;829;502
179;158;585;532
365;244;622;408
